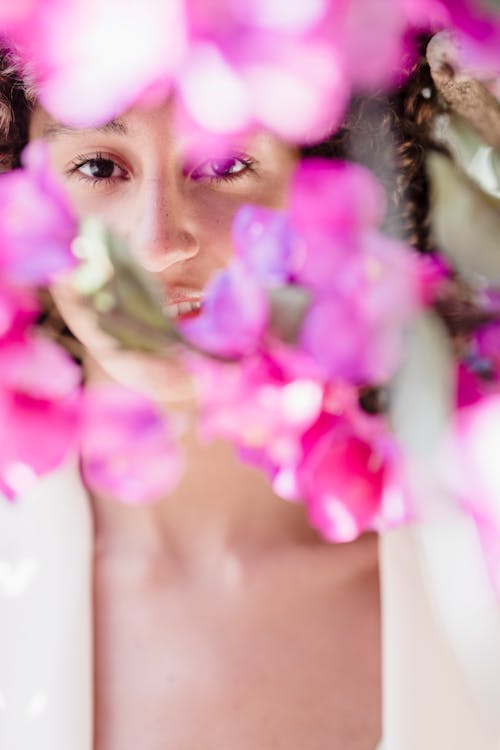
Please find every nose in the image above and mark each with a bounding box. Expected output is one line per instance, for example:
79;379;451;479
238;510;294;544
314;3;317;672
132;179;199;273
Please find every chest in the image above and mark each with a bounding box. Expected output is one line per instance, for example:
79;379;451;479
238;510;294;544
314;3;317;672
93;551;381;750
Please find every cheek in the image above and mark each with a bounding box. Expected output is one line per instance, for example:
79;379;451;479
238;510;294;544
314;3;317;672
50;278;196;403
64;184;138;236
50;278;119;362
190;196;238;264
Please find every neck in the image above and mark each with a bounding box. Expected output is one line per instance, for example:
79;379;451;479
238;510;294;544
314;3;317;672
84;353;320;563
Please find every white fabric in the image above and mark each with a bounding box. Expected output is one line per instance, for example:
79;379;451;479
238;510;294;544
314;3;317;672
0;459;93;750
2;463;500;748
381;522;500;750
382;310;500;748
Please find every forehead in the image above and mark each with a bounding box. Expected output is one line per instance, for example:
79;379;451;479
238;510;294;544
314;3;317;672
28;103;297;166
29;102;167;142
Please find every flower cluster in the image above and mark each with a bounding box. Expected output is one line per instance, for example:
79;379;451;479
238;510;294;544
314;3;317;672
0;0;500;592
0;0;445;139
0;143;183;502
0;142;78;498
180;159;423;540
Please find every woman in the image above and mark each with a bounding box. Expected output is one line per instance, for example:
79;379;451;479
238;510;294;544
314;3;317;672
0;37;499;750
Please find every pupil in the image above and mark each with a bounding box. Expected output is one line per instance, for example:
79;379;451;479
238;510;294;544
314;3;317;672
89;159;114;178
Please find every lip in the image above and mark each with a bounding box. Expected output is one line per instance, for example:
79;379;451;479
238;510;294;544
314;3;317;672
164;287;204;305
163;287;204;321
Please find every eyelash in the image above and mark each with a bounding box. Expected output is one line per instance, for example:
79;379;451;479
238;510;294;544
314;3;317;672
66;152;257;188
67;151;129;188
189;155;257;183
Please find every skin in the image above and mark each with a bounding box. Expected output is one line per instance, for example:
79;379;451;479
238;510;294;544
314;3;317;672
30;101;381;750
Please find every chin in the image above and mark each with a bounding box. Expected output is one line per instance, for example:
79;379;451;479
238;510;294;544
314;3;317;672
51;278;197;406
86;347;197;407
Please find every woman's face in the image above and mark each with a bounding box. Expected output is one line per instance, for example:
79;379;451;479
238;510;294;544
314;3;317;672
29;101;298;399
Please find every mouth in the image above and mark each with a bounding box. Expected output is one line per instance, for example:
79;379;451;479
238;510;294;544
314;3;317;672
163;289;203;321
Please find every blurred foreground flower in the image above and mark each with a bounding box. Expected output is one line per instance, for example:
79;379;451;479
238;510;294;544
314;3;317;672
439;0;500;70
0;140;81;498
297;412;396;542
4;0;441;140
183;159;423;384
0;141;77;287
189;346;411;542
80;386;183;504
180;261;269;358
180;159;424;541
0;140;76;348
0;336;81;498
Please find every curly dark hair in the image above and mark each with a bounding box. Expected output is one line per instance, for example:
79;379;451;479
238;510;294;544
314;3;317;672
0;47;35;170
300;40;442;253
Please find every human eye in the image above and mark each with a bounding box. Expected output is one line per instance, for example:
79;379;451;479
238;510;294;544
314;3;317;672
189;154;256;183
66;152;129;187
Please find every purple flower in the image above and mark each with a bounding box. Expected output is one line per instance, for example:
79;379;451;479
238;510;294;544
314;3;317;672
180;260;269;358
299;234;422;383
232;205;299;286
456;322;500;407
0;142;77;286
474;322;500;378
80;385;183;504
289;159;387;292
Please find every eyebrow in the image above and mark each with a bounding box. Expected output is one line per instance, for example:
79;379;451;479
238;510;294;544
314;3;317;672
41;117;129;139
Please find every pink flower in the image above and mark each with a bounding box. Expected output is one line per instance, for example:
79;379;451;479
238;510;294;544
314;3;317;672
0;142;77;286
9;0;427;138
189;347;323;473
80;385;183;504
179;0;443;139
290;159;387;291
455;322;500;408
299;233;422;383
9;0;186;127
0;336;81;499
296;411;395;542
474;322;500;379
0;0;41;32
291;159;386;239
428;7;500;73
335;0;414;90
400;0;449;27
179;260;269;358
456;363;490;409
284;160;422;384
0;286;39;345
